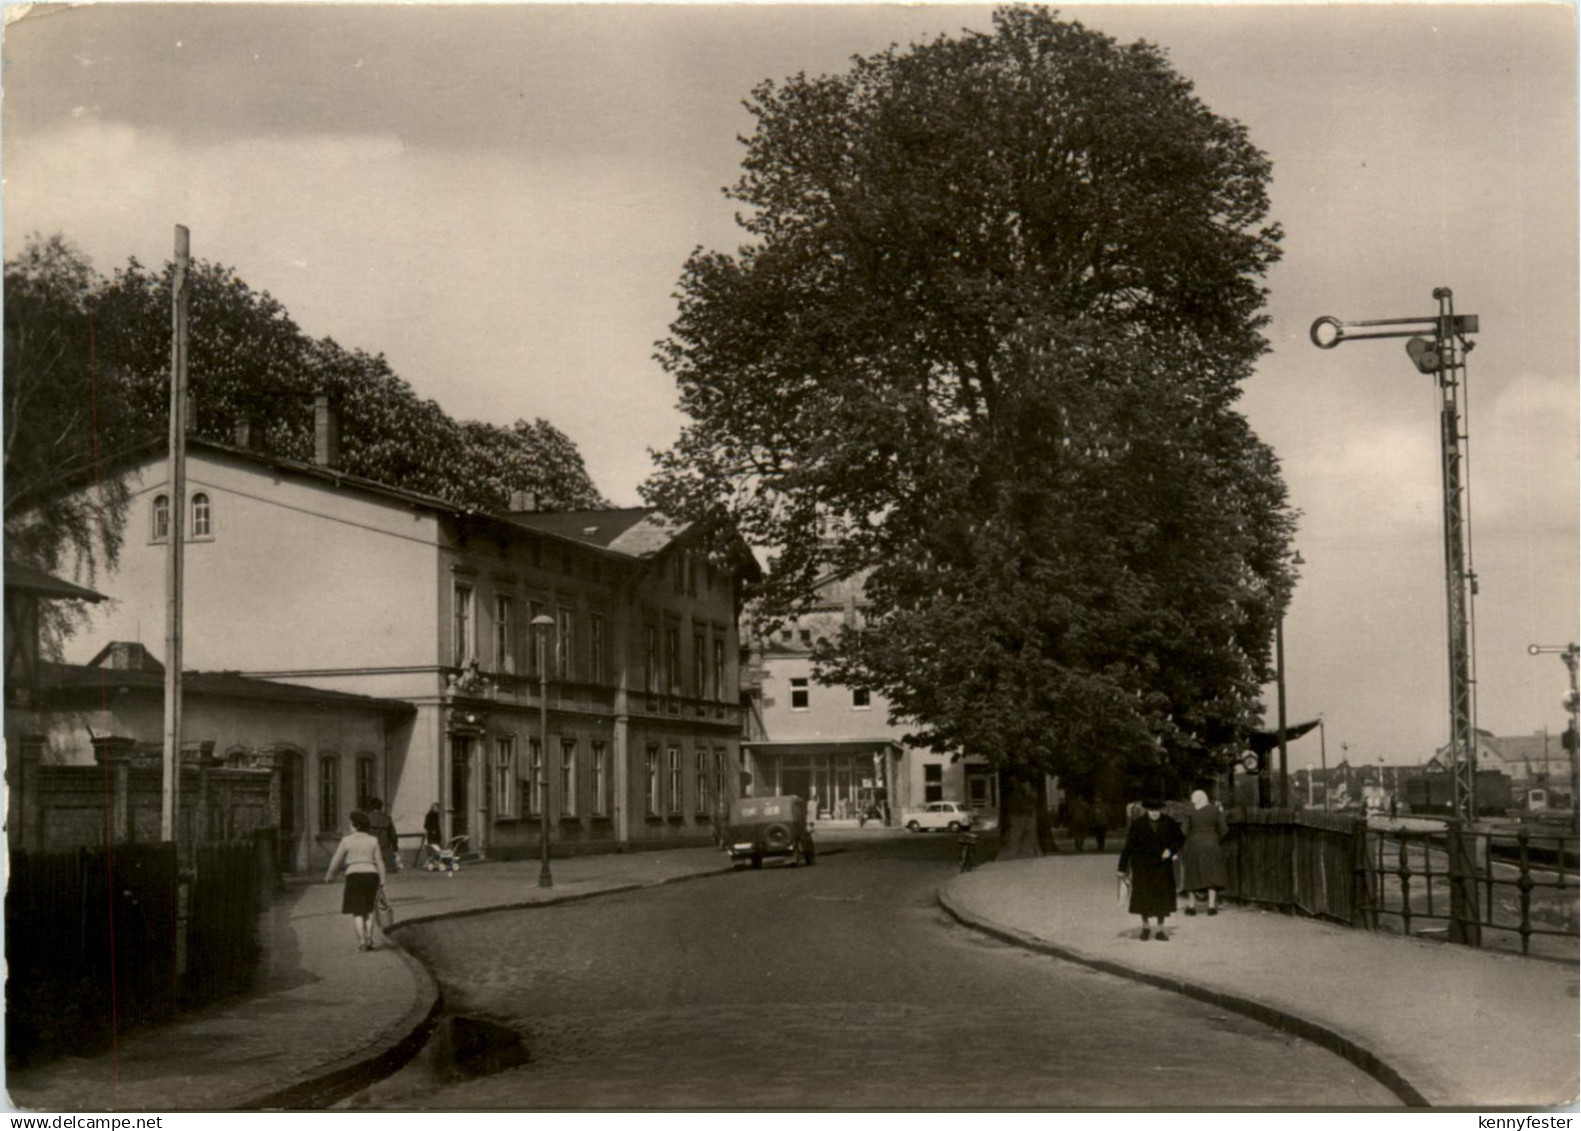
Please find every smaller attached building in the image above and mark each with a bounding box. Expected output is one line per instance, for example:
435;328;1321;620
12;642;414;870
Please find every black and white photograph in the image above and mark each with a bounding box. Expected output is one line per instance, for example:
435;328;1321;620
2;0;1576;1116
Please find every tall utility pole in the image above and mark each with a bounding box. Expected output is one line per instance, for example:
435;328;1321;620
162;226;191;845
1311;291;1481;821
1312;289;1481;944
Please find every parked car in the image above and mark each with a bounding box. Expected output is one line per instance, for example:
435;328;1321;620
902;801;975;833
726;795;816;869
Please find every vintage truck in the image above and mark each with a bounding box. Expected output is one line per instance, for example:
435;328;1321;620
725;795;816;869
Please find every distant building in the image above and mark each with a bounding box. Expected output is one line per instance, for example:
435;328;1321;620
741;570;997;825
22;408;756;866
1434;730;1575;806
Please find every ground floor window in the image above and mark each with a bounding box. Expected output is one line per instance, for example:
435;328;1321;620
561;739;577;817
527;738;544;816
356;755;376;810
592;741;608;817
495;736;516;818
695;748;709;816
667;746;682;814
318;755;339;832
646;745;660;815
924;762;944;803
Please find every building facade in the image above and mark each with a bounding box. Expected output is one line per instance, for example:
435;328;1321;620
48;422;753;866
742;571;997;825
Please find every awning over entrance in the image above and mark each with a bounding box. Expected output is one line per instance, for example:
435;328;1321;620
744;739;903;758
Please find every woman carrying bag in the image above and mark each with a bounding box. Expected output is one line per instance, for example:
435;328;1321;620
325;809;388;952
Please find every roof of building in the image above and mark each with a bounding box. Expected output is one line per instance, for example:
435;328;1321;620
3;564;107;603
38;660;415;715
507;507;666;551
1483;733;1573;769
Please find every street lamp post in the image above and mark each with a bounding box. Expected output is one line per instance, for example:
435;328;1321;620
533;613;556;889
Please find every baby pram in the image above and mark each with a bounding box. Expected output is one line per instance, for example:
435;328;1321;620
423;834;468;876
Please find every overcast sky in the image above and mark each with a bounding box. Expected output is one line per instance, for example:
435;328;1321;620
4;2;1576;772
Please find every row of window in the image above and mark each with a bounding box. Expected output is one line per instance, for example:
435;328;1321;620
453;584;610;683
786;677;870;711
641;623;730;701
454;580;733;700
496;735;610;820
316;752;381;834
644;744;730;819
150;493;212;541
487;736;728;821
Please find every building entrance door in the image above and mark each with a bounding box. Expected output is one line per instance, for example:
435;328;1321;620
451;736;473;839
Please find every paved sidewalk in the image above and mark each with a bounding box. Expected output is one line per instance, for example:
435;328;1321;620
5;846;737;1113
941;853;1580;1108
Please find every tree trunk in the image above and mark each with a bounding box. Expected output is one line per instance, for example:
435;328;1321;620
996;772;1052;860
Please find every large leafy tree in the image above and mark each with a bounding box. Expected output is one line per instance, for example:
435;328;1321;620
647;7;1297;850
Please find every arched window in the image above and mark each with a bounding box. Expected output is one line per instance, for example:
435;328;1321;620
152;494;170;541
191;492;211;537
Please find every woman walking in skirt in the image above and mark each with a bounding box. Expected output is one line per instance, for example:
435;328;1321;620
1180;788;1228;916
325;809;387;951
1118;798;1185;941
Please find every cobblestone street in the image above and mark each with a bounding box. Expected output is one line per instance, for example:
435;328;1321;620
379;838;1397;1108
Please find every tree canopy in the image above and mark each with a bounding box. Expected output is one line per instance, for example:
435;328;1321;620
647;7;1297;832
5;233;606;650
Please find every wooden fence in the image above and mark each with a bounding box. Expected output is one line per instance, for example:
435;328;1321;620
6;833;270;1069
1223;807;1368;925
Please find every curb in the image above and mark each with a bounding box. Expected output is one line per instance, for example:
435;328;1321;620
936;883;1430;1108
231;856;767;1109
236;940;443;1112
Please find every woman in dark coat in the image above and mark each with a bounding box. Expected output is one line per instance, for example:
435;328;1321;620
1118;798;1185;941
1180;788;1229;915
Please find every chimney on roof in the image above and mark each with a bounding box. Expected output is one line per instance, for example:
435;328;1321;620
313;394;341;468
509;489;540;513
234;415;263;451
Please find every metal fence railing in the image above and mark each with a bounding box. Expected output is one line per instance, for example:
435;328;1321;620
1222;808;1579;960
1359;820;1577;959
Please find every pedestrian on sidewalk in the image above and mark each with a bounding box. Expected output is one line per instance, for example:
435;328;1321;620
1180;789;1228;916
1118;798;1184;941
325;809;387;952
366;798;400;871
422;801;443;867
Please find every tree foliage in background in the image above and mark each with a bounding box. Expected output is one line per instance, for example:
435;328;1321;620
647;7;1297;848
3;235;136;652
5;233;605;652
92;255;605;512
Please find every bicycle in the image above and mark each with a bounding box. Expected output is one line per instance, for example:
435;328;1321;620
957;820;979;873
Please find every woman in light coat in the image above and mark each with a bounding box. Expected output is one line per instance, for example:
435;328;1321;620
325;809;387;951
1180;788;1229;916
